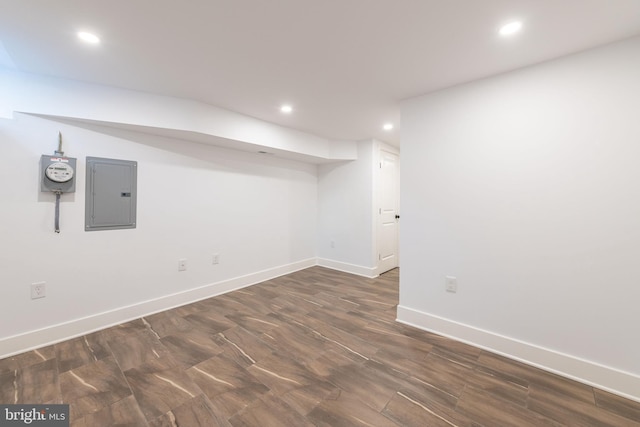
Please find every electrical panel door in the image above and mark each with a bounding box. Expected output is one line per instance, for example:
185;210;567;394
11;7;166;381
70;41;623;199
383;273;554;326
85;157;137;231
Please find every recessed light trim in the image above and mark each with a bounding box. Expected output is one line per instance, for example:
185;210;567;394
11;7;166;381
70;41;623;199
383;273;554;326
280;105;293;114
499;21;523;36
77;31;100;44
383;123;394;131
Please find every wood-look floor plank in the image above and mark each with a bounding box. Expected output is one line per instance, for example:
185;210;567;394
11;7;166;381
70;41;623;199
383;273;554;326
279;382;339;417
528;384;640;427
60;357;132;419
394;374;460;412
228;393;314;427
595;389;640;422
383;390;474;427
308;388;399;427
457;385;562;427
477;351;595;405
143;310;195;338
123;356;202;422
107;328;171;372
360;324;434;363
257;323;330;364
73;395;148;427
246;352;319;394
302;349;367;378
2;358;60;405
0;346;56;375
325;360;405;412
409;352;473;398
213;326;276;367
160;328;224;368
148;394;230;427
2;266;639;427
465;364;529;407
55;332;111;373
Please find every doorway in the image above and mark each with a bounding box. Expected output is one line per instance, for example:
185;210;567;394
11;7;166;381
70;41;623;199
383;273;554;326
377;149;400;274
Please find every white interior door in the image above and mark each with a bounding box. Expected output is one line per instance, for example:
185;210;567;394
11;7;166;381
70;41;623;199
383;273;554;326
378;150;399;274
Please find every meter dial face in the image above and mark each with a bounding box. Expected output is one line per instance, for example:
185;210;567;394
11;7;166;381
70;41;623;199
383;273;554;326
45;162;74;183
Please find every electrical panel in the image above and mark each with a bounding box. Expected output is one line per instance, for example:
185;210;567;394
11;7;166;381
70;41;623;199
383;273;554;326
85;157;137;231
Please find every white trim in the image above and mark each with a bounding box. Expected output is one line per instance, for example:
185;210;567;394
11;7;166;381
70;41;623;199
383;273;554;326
397;305;640;403
316;258;378;278
0;258;316;359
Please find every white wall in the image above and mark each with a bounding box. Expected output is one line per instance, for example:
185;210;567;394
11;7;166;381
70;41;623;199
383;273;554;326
399;36;640;400
0;112;317;355
317;139;399;277
317;140;375;276
0;69;389;356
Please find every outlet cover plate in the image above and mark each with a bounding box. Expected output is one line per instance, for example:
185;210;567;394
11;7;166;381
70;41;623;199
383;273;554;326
445;276;457;293
31;282;46;299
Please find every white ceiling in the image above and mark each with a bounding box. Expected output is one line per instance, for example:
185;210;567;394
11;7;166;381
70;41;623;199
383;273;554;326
1;0;640;146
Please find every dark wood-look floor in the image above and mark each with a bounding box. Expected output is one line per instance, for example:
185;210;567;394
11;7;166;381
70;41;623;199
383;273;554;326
1;267;639;426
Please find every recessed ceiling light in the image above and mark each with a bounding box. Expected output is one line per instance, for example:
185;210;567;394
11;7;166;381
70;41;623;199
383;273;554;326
77;31;100;44
499;21;523;36
280;105;293;114
383;123;394;131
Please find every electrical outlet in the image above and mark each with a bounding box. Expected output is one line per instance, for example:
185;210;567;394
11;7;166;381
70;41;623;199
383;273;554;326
330;240;335;248
31;282;46;299
212;253;220;265
445;276;457;293
178;259;187;271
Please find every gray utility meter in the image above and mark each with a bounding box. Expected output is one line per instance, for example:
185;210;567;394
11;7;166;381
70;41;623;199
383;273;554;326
41;132;76;233
40;155;77;193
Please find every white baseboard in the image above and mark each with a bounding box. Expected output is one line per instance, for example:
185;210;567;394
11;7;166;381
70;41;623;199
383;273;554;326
0;258;316;359
316;258;378;278
397;305;640;403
